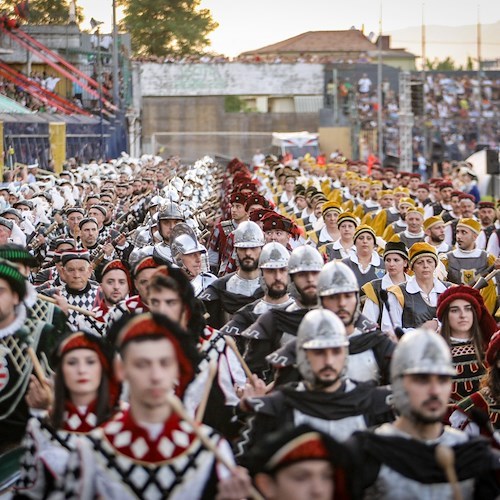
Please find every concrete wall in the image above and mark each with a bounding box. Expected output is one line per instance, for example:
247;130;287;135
137;63;327;161
140;63;324;97
142;96;319;162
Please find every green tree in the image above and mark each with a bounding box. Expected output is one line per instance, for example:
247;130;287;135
118;0;218;57
466;56;474;71
0;0;83;25
224;96;254;113
425;57;458;71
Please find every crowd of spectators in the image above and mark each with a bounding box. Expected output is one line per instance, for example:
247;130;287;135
0;65;120;114
2;52;498;165
0;75;54;112
133;52;373;65
337;72;500;162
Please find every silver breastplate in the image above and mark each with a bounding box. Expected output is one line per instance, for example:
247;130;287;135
226;275;261;296
191;273;217;297
367;425;474;500
366;467;475;500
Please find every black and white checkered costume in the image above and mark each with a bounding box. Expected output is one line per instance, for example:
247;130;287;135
14;416;76;498
59;282;99;328
60;410;234;499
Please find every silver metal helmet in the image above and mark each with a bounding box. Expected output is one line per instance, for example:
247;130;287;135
390;329;455;418
288;245;324;274
317;261;359;297
170;223;206;266
129;245;154;269
158;202;185;221
296;309;349;384
148;195;165;209
258;242;289;269
233;221;265;248
133;228;151;249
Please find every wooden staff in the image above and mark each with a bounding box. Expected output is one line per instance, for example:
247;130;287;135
27;347;47;384
37;293;96;317
166;393;265;500
435;444;463;500
195;359;217;423
224;336;255;384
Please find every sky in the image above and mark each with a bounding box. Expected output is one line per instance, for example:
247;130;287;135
78;0;500;63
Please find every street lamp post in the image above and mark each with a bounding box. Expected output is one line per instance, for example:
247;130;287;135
377;2;384;165
112;0;120;107
91;18;105;158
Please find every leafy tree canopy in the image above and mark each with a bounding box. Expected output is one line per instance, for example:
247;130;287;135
424;56;480;71
118;0;218;57
0;0;83;25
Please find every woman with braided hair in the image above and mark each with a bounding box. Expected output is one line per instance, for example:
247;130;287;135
14;330;120;498
437;285;498;403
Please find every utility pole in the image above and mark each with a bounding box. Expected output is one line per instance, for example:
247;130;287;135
476;4;482;143
377;1;383;164
333;68;339;123
421;2;428;163
399;72;414;173
421;2;426;75
112;0;120;107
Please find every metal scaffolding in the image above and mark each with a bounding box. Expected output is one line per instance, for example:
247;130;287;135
398;71;414;172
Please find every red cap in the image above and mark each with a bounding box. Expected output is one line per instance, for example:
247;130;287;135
249;208;275;222
239;182;258;193
245;193;270;211
458;193;475;202
262;213;294;233
437;285;497;348
230;192;248;205
478;201;495;210
101;259;132;292
133;256;158;277
117;313;198;396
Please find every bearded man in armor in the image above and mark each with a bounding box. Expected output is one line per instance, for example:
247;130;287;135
201;221;265;329
350;329;499;499
235;309;392;459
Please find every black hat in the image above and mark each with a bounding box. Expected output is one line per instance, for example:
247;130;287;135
65;207;85;217
383;241;409;260
89;205;107;217
1;208;22;220
49;238;77;252
0;217;14;231
78;217;98;230
13;200;33;210
61;249;91;266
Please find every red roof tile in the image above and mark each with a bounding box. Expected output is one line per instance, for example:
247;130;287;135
241;30;377;55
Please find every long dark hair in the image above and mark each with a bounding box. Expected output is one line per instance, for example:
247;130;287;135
49;354;112;430
440;304;485;367
481;366;500;401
